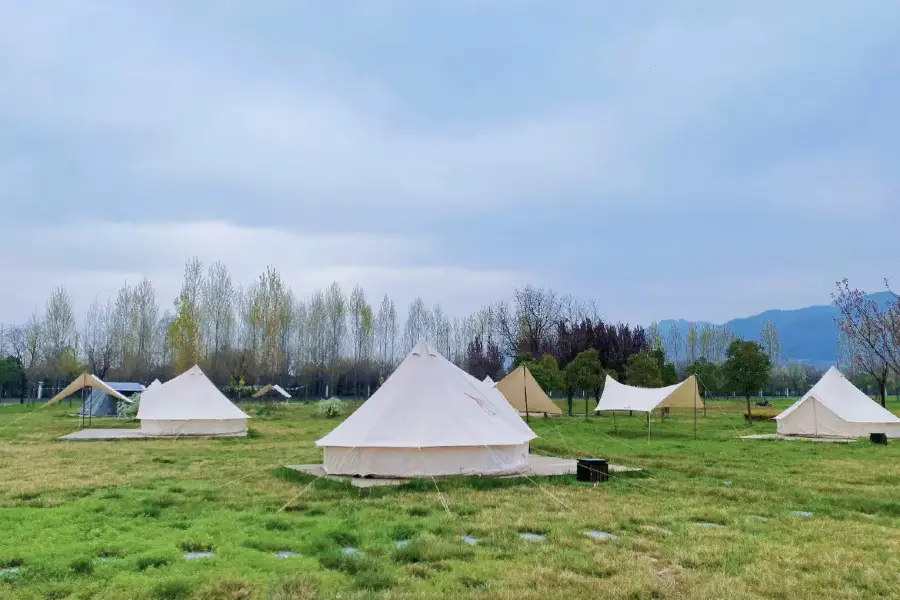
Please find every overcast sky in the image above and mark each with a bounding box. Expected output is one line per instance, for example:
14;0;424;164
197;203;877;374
1;1;898;326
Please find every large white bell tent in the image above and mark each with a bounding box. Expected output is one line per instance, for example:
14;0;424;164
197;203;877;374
137;365;250;436
775;367;900;438
316;341;536;477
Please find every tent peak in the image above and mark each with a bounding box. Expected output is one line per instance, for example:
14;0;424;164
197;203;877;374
410;340;439;357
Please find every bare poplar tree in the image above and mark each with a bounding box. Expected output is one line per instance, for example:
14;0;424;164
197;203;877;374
759;320;782;366
666;322;681;367
348;285;369;397
698;325;714;361
374;294;398;370
403;297;429;351
685;324;699;364
248;267;291;379
292;298;309;379
82;298;115;378
41;286;77;379
168;257;205;374
202;261;235;382
431;304;450;356
324;283;347;389
42;286;76;357
111;282;135;376
307;289;328;393
132;277;159;381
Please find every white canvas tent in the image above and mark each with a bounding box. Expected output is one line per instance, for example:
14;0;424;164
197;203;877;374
775;367;900;438
316;341;536;477
137;365;250;436
148;379;162;389
252;384;292;399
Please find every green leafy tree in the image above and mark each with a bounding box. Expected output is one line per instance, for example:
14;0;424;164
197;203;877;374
685;357;721;396
512;352;561;395
722;339;772;417
537;354;563;394
565;349;604;416
650;348;678;385
625;351;663;388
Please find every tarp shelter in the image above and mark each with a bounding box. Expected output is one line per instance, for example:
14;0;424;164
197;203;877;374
137;365;250;436
775;367;900;438
316;341;536;477
252;384;292;399
78;382;145;417
595;375;703;437
45;374;134;415
595;375;703;413
494;366;562;416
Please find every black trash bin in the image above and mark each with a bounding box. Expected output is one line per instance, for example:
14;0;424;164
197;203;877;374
870;433;888;445
576;458;609;483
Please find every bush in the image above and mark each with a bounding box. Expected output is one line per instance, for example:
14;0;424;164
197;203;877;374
118;394;139;419
316;398;345;419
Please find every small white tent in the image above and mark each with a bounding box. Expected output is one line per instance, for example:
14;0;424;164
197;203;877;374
775;367;900;438
316;341;536;477
137;365;250;436
595;375;703;413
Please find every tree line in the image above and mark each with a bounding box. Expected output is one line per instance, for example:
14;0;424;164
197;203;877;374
1;262;897;409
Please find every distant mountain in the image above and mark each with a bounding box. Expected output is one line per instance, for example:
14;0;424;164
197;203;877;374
657;291;897;366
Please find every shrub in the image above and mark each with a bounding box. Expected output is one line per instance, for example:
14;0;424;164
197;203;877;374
118;394;139;419
316;398;345;419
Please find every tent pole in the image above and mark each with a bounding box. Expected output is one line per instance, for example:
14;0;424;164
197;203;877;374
647;411;651;441
694;390;698;440
523;367;530;424
613;410;617;433
812;396;818;437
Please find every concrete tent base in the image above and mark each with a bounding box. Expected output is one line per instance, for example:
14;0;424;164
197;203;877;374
286;454;643;488
739;433;856;443
59;428;247;441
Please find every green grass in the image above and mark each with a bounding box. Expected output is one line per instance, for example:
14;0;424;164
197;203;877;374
2;398;900;599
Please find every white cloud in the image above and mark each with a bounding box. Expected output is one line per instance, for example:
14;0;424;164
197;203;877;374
0;221;529;325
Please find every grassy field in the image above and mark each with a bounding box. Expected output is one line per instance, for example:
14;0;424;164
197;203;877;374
2;398;900;600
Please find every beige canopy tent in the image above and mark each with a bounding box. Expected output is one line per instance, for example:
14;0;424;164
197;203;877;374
44;373;131;407
252;384;291;399
494;365;562;416
595;375;703;438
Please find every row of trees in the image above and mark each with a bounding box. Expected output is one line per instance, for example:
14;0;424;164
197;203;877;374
0;260;654;399
4;262;894;409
